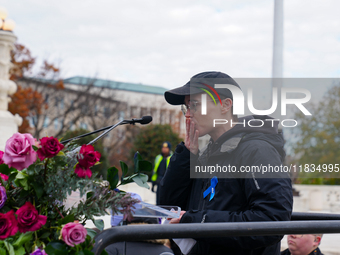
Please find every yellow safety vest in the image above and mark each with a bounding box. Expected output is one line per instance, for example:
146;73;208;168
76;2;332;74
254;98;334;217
151;154;172;182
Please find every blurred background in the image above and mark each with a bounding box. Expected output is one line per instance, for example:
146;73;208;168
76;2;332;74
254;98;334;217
0;1;340;253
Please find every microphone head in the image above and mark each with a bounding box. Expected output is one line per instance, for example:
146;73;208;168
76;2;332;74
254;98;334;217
140;116;153;125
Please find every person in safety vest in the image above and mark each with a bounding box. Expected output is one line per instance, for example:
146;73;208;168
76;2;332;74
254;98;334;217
151;142;172;205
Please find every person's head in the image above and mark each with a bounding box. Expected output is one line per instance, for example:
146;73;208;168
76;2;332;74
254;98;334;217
161;142;171;156
164;71;241;140
287;234;323;255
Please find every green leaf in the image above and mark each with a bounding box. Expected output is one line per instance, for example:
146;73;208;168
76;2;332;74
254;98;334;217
138;160;153;172
76;250;94;255
7;172;16;184
119;161;128;179
13;232;33;248
133;152;142;174
0;164;11;175
93;219;104;231
86;228;98;240
15;177;29;190
39;232;51;239
86;191;94;199
32;181;44;199
120;174;138;186
32;145;39;151
107;167;119;190
4;241;14;255
14;247;25;255
100;250;109;255
0;247;6;255
24;242;31;254
83;251;95;255
16;171;27;179
58;213;75;226
45;242;68;255
27;164;36;175
134;151;142;162
132;174;150;189
57;151;65;156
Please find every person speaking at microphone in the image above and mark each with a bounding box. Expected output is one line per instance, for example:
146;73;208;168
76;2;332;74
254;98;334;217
159;71;293;255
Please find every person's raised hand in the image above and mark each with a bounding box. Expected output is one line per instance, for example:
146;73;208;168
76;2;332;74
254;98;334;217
185;118;199;155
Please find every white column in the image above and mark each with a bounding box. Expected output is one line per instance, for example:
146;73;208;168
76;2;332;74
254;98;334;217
272;0;284;79
0;30;22;150
271;0;284;123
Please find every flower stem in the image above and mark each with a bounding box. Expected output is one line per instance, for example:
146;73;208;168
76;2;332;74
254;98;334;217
44;158;50;181
54;204;64;219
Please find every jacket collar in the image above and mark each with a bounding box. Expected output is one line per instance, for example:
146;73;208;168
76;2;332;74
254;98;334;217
199;132;245;165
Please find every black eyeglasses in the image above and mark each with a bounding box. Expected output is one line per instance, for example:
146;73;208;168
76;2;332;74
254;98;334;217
181;101;200;115
181;99;218;115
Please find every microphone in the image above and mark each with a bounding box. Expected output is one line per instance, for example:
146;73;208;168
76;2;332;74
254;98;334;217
125;116;153;125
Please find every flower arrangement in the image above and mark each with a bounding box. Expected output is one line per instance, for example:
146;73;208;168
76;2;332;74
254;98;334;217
0;132;152;255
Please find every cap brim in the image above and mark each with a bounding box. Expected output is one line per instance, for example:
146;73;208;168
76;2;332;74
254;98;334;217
164;83;202;105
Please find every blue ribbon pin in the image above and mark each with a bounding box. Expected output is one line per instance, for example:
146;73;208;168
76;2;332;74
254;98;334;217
203;176;218;201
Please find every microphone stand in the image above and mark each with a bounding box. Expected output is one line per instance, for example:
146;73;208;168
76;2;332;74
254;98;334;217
60;120;129;145
87;120;125;145
60;116;152;145
63;119;127;164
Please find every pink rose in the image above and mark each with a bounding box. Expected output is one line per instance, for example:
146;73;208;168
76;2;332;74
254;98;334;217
37;136;64;161
0;151;4;165
16;202;47;233
0;210;18;240
0;173;8;182
3;133;37;171
61;222;87;247
77;145;101;169
74;164;92;179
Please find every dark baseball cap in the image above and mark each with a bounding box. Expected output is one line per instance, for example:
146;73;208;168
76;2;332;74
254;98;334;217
162;141;172;150
164;71;241;105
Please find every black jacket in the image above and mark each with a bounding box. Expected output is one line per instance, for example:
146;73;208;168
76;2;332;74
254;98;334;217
281;247;324;255
106;241;174;255
159;116;293;255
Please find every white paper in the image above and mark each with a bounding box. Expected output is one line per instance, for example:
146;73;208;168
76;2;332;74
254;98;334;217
162;218;197;255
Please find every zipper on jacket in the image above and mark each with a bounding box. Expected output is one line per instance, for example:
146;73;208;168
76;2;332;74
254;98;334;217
201;180;210;210
252;172;260;190
198;180;204;210
201;214;207;223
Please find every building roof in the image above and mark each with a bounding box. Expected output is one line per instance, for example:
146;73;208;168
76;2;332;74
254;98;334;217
63;76;168;95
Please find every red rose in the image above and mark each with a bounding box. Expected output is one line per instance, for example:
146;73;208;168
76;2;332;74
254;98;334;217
16;202;47;233
0;151;4;165
77;145;101;168
0;173;8;182
37;137;64;161
0;210;18;240
74;164;92;179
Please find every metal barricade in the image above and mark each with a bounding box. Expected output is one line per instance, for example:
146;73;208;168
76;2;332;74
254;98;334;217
92;212;340;255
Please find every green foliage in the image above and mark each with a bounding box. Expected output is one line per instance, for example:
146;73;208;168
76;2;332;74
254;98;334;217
61;129;109;179
0;132;151;254
107;152;152;190
291;84;340;184
132;124;182;174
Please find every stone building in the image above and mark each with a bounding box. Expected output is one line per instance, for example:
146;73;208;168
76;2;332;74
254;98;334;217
18;76;185;155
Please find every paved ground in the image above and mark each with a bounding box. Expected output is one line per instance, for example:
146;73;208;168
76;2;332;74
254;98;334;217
66;183;340;254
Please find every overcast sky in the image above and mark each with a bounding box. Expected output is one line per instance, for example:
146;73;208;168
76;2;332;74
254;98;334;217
1;0;340;90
